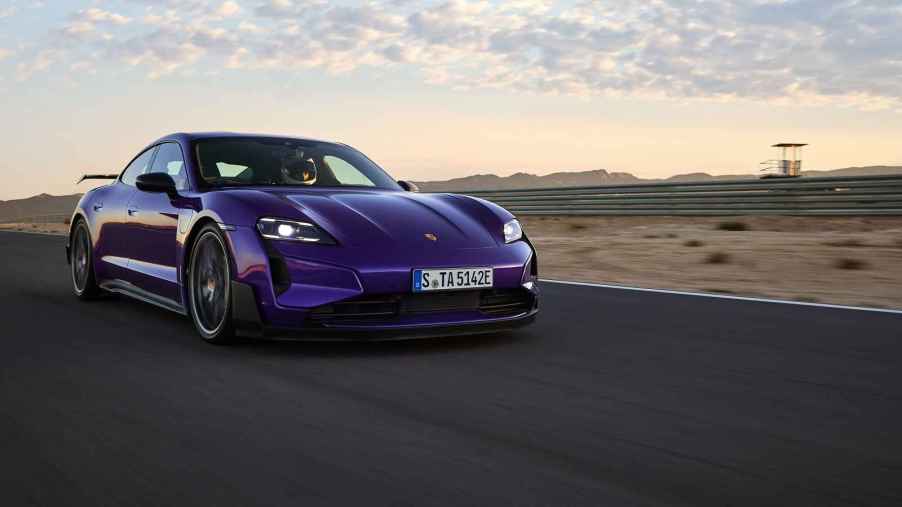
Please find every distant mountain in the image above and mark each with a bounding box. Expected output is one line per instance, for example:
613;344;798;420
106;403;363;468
416;165;902;191
416;169;644;192
0;193;82;222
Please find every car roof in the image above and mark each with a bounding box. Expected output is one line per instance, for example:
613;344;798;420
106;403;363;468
152;132;340;146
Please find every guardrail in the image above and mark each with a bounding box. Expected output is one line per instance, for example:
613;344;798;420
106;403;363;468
3;175;902;221
0;213;71;224
457;174;902;216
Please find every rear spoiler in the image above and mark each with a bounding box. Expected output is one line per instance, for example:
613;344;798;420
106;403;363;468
77;174;119;184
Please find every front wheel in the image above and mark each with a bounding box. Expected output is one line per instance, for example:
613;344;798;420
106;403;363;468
188;225;235;344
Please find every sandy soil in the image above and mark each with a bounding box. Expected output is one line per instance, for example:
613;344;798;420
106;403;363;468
521;216;902;309
4;217;901;309
0;223;69;235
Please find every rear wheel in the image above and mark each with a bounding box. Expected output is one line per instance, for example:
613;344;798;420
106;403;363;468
71;220;101;299
188;225;235;344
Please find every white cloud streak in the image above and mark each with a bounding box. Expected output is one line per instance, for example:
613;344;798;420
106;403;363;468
12;0;902;111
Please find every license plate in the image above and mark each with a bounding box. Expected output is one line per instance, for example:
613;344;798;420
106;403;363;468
413;267;493;292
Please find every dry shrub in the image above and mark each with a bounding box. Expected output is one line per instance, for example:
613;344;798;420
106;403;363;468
716;221;749;232
705;252;731;264
684;239;704;247
823;239;868;248
835;258;869;270
569;223;588;231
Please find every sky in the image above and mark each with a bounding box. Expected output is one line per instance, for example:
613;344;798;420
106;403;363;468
1;0;901;200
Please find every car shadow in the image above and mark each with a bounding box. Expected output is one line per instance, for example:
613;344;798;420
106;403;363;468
231;329;534;358
108;293;536;358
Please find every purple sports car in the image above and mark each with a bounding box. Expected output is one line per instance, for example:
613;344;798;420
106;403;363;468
67;133;538;343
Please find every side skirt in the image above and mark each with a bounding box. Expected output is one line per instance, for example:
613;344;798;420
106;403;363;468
99;279;188;316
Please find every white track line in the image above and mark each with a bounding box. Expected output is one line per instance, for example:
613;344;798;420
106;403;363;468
541;279;902;315
0;229;65;237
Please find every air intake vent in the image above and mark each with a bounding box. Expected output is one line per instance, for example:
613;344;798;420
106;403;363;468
268;255;291;296
309;289;534;324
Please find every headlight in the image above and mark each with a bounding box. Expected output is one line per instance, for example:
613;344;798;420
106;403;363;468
257;218;335;244
503;219;523;243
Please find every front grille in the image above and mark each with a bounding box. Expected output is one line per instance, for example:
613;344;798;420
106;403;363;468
403;291;480;314
309;289;534;324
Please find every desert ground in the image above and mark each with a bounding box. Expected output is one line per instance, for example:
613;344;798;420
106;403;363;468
522;216;902;309
4;216;901;309
0;223;69;235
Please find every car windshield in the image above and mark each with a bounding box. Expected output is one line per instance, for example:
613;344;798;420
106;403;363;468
195;137;401;190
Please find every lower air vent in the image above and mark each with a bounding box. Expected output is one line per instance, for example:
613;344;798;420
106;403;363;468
309;295;400;322
479;289;534;317
309;289;534;324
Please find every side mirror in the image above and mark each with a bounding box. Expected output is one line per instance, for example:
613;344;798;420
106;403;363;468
398;180;419;192
136;173;178;196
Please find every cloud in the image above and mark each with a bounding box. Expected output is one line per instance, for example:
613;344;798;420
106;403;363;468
215;1;241;18
16;49;59;80
18;0;902;111
61;8;131;39
81;7;131;24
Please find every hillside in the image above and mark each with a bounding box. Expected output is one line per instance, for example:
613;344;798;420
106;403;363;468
416;165;902;191
0;193;82;223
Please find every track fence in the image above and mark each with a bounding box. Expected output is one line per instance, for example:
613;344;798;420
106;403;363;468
4;175;902;222
456;174;902;216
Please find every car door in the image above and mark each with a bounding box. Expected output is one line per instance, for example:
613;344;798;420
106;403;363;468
93;147;156;284
124;142;188;303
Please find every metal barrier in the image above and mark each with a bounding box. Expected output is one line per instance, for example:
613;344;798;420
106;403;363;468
457;174;902;216
4;175;902;221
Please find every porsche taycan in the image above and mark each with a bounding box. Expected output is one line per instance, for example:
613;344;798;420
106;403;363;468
68;133;538;343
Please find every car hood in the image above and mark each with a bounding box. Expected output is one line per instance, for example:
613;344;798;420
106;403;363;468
227;188;505;249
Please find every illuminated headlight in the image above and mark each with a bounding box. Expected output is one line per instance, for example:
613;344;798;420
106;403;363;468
257;218;335;244
503;219;523;243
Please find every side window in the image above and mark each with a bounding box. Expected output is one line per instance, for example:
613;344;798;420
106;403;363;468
121;148;157;186
216;163;250;178
149;143;188;190
324;155;376;186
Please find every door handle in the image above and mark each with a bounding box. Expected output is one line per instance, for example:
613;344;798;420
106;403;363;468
93;203;103;211
127;208;139;216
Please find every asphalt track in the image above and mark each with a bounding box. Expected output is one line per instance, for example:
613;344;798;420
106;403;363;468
1;231;901;506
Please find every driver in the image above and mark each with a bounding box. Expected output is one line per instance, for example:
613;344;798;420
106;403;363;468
280;150;318;185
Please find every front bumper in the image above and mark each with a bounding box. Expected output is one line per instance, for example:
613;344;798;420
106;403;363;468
223;226;539;340
257;309;538;341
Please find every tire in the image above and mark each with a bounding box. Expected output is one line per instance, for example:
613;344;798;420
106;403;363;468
70;219;101;299
187;224;235;344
